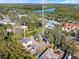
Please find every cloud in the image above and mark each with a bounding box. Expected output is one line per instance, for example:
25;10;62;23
0;0;27;3
61;0;79;4
43;0;79;4
25;0;42;3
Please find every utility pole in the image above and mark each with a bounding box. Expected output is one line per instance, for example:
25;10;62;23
24;23;26;38
42;0;44;25
42;0;45;34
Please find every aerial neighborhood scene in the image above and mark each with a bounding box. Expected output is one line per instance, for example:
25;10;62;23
0;0;79;59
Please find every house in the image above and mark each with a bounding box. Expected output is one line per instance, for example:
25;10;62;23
73;43;79;59
7;25;28;34
32;40;50;57
21;36;50;56
73;51;79;59
45;20;59;28
62;23;79;32
0;15;15;26
8;8;17;13
39;48;64;59
22;37;33;49
18;25;28;29
6;28;12;32
18;14;27;18
63;51;73;59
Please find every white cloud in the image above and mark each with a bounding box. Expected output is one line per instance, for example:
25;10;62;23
0;0;27;3
43;0;79;4
12;0;25;3
61;0;79;4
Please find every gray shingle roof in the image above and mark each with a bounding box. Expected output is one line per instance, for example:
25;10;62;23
22;37;31;44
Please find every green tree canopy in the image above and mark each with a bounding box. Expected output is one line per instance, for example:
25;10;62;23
0;24;36;59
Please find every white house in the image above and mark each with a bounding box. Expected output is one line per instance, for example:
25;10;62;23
45;20;59;28
18;25;28;29
22;37;33;49
18;14;27;18
0;15;15;26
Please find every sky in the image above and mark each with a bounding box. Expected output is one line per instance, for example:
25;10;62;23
0;0;79;4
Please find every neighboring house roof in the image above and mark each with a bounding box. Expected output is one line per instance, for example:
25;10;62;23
32;40;50;57
74;52;79;59
6;28;12;32
0;19;10;23
45;20;59;28
22;37;32;44
63;23;79;28
0;16;15;25
73;44;79;59
39;48;64;59
48;20;58;26
18;25;28;29
18;14;27;18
